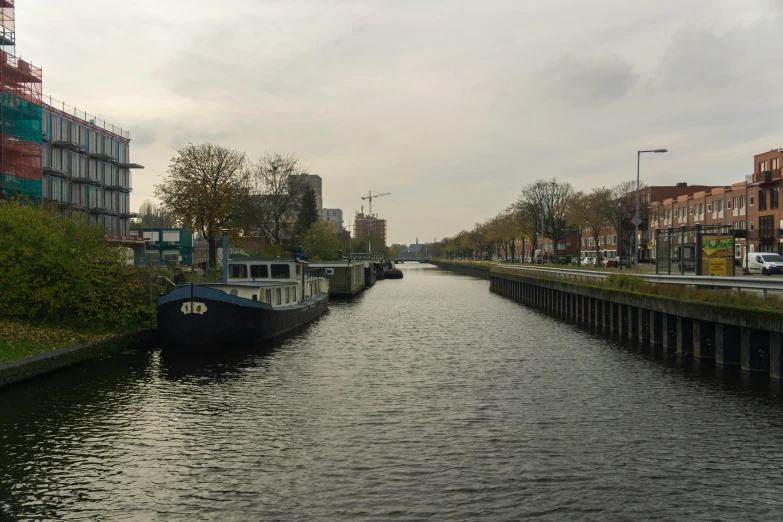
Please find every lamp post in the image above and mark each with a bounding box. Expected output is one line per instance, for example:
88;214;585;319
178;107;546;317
636;149;668;270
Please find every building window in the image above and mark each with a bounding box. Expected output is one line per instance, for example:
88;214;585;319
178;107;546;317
740;220;746;229
750;196;755;206
228;264;247;279
727;200;732;209
732;221;737;229
740;195;745;208
707;203;711;212
773;158;780;170
759;189;768;211
772;187;779;209
750;222;755;231
760;215;774;238
276;289;282;305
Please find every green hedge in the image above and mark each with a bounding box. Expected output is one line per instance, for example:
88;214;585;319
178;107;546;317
0;198;157;328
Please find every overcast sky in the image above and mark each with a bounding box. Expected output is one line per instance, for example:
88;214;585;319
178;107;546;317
20;0;783;244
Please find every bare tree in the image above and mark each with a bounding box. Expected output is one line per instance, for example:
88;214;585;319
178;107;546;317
519;178;574;258
570;187;613;265
610;180;646;267
243;153;308;247
155;143;248;269
133;199;175;229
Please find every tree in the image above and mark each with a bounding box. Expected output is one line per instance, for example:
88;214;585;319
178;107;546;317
132;199;175;229
0;198;154;326
518;178;573;258
155;143;248;269
570;187;612;265
294;185;320;245
610;180;646;267
243;153;308;248
303;222;339;260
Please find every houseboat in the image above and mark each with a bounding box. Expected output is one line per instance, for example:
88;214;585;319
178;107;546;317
157;257;329;347
350;253;377;288
309;261;365;297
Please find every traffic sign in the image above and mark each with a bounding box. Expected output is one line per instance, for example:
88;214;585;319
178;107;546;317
631;216;643;227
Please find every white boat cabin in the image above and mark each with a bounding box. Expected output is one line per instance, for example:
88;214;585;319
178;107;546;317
200;257;328;308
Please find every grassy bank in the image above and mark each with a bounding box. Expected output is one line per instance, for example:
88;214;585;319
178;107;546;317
0;319;139;364
435;259;783;313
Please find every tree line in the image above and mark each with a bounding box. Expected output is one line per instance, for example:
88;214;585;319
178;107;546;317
153;143;344;267
436;178;644;265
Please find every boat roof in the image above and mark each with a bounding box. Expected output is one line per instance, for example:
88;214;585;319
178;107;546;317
309;262;360;268
228;256;303;263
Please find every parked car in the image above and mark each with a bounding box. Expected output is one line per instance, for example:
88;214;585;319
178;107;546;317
747;253;783;275
603;257;621;268
583;257;596;267
558;256;569;265
524;257;532;263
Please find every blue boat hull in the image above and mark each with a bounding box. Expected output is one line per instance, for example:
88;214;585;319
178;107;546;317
156;285;328;348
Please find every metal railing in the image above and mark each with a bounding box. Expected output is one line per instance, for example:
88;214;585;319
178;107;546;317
496;264;783;300
42;95;131;139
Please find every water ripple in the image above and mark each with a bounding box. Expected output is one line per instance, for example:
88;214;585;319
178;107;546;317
2;265;783;520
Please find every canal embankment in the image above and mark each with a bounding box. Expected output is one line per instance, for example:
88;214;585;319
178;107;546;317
0;327;158;389
432;260;783;381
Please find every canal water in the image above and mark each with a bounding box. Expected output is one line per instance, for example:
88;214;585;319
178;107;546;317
3;265;783;520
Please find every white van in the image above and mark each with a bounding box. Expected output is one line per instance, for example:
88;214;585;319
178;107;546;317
747;253;783;275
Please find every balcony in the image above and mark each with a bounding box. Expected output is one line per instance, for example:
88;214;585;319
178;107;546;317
118;161;144;169
758;169;781;184
104;183;131;192
71;176;102;187
50;139;84;152
760;226;776;240
88;151;116;162
59;201;85;211
43;166;70;179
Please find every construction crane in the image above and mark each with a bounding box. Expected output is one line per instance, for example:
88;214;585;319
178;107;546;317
361;190;391;216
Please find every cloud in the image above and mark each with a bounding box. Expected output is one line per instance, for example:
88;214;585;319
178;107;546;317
531;54;639;105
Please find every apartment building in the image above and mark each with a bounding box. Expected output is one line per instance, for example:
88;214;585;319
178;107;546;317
322;207;343;232
0;1;145;256
649;149;783;261
41;98;143;244
580;184;714;262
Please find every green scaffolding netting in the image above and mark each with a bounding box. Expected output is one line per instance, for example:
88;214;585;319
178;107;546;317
0;174;41;199
0;92;42;143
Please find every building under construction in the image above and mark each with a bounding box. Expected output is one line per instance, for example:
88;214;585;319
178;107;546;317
0;0;145;253
0;0;42;199
354;212;387;247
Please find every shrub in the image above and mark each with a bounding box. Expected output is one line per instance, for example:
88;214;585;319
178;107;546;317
603;273;644;292
0;198;156;328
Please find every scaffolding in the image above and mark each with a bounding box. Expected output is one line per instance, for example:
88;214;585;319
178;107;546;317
0;0;43;198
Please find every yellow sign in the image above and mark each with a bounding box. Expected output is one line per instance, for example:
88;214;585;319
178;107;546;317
709;259;726;277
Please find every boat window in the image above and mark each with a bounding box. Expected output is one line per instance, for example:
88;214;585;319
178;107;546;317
271;264;290;279
265;289;272;303
276;288;282;305
285;287;290;303
296;264;301;277
228;264;247;279
250;264;268;278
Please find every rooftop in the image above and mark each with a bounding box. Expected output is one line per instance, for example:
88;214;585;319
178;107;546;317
43;94;130;140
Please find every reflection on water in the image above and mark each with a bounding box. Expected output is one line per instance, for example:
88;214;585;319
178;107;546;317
2;265;783;520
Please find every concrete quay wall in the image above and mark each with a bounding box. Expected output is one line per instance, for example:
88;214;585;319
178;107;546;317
0;329;157;389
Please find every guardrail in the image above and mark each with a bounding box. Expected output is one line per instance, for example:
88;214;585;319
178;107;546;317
496;264;783;299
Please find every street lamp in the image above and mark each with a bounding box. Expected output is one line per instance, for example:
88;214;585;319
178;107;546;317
636;149;668;269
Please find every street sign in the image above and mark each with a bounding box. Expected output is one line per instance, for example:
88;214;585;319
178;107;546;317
626;219;647;230
631;216;643;227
